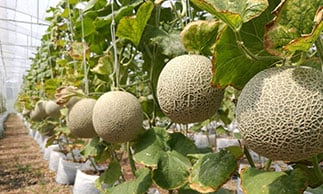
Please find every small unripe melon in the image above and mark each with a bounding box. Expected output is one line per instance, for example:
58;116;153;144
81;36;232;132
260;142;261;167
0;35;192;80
92;91;143;143
66;98;97;138
30;100;47;121
236;66;323;161
45;100;61;119
157;54;224;124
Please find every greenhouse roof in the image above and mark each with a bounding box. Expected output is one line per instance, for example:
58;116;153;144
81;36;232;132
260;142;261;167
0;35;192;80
0;0;60;110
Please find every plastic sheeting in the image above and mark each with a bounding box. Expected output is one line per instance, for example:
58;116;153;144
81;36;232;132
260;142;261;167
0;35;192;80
0;0;59;112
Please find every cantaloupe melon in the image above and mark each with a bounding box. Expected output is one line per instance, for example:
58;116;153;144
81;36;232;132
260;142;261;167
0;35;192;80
30;100;47;122
157;54;224;124
66;98;97;138
92;91;143;143
45;100;61;119
236;66;323;161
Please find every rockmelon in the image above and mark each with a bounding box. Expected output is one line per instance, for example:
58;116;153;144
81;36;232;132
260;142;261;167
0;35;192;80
92;91;144;143
157;54;224;124
30;100;47;121
45;100;61;119
66;98;97;138
236;66;323;161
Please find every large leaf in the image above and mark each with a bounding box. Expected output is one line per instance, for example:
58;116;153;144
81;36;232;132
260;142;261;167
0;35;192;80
91;51;113;75
181;20;221;55
189;150;238;193
96;161;121;186
116;1;154;46
293;164;323;187
212;0;281;89
190;0;268;31
306;185;323;194
151;31;186;57
106;168;152;194
264;0;323;57
133;127;171;167
241;168;308;194
168;132;200;156
68;42;90;60
95;1;142;29
152;151;192;190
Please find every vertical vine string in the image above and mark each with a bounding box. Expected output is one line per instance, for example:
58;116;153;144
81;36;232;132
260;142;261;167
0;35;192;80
80;11;89;96
110;0;120;89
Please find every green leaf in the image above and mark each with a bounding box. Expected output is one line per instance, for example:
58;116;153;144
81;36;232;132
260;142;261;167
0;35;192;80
225;146;244;160
264;0;323;57
152;151;192;190
97;161;121;186
151;31;186;57
80;136;101;158
181;20;221;55
306;184;323;194
133;127;171;167
75;17;96;37
241;168;308;194
91;51;113;75
95;1;141;29
212;0;281;89
190;0;268;31
189;150;238;193
106;168;152;194
284;8;323;52
116;1;154;46
293;164;323;187
168;132;200;156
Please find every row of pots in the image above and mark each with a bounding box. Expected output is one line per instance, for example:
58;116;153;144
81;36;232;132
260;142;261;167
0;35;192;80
27;124;102;194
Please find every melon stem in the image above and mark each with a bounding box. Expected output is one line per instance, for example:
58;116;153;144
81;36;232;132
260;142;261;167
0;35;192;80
127;142;137;176
264;159;272;171
313;155;323;182
244;145;256;168
314;38;323;72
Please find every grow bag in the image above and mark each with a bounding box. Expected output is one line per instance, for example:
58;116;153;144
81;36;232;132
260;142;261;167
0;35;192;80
44;144;59;161
73;169;100;194
49;149;66;172
56;157;82;185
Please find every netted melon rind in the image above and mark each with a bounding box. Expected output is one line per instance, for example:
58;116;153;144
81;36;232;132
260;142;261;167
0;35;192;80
45;100;61;119
30;100;47;121
92;91;143;143
157;54;224;124
236;66;323;161
67;98;97;138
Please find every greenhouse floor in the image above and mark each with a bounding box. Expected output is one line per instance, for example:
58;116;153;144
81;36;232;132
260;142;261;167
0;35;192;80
0;114;71;194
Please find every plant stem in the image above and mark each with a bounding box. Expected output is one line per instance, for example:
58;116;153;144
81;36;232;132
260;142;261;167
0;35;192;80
127;142;136;176
313;155;323;182
244;145;256;168
264;159;272;171
314;37;323;72
234;31;282;62
88;157;99;172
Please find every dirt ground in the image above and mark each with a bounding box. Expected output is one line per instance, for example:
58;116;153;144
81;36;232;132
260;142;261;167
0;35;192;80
0;114;72;194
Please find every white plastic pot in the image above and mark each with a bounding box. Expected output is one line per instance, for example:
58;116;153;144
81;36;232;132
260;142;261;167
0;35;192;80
40;136;50;153
193;133;216;148
44;144;59;160
49;149;66;171
216;138;240;152
28;128;36;138
56;157;82;185
73;169;100;194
